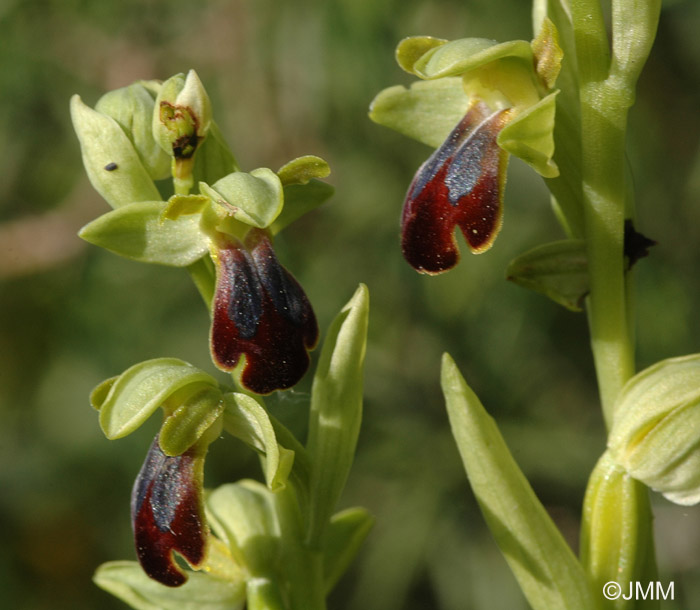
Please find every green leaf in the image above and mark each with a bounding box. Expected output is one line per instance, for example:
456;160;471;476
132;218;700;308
71;95;162;208
271;180;335;235
441;354;595;610
369;78;470;149
222;393;295;491
323;507;374;594
79;201;209;267
94;561;245;610
497;91;559;177
306;284;370;547
200;168;283;229
159;386;224;456
97;358;218;440
95;83;171;180
277;155;330;186
410;37;533;79
506;239;588;311
206;481;280;576
580;452;657;609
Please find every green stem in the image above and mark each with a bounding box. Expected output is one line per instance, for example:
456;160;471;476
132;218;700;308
273;485;327;610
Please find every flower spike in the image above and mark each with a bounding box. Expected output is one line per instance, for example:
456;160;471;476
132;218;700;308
210;228;319;394
401;102;510;274
131;434;208;587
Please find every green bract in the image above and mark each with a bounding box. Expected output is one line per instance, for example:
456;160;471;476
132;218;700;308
506;239;588;311
608;354;700;505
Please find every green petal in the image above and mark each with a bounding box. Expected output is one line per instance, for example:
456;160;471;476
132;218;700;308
411;37;533;79
395;36;447;74
200;168;283;229
222;393;295;491
79;200;209;267
277;155;330;186
94;561;245;610
369;78;470;148
159;386;224;456
441;354;595;610
206;481;280;576
497;91;559;177
271;180;335;235
97;358;218;440
323;508;374;594
506;239;588;311
306;284;370;547
70;95;161;208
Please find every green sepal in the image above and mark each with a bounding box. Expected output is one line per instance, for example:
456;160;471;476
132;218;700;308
206;481;280;577
306;284;370;547
369;78;470;149
277;155;330;186
78;200;209;267
497;91;559;177
222;393;295;491
70;95;161;208
323;507;374;594
199;168;284;229
406;37;533;80
96;358;219;440
193;121;240;186
95;83;171;180
271;180;335;235
580;451;657;608
506;239;587;311
159;386;224;456
609;354;700;505
441;354;595;610
94;560;245;610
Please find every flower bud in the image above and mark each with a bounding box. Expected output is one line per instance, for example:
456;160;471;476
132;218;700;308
608;354;700;505
95;82;171;180
153;70;212;161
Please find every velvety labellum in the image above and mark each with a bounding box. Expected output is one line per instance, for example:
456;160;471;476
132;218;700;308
211;230;318;394
131;435;206;587
401;102;509;274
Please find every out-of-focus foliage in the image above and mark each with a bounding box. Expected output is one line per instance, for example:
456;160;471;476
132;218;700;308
1;0;700;608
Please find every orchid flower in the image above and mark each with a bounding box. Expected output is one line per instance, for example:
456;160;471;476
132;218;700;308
370;21;562;274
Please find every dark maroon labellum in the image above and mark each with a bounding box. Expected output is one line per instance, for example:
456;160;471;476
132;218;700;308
131;435;206;587
401;102;509;274
210;229;319;394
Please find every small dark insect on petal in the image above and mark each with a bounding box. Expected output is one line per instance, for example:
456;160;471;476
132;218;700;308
104;162;118;171
210;231;319;394
401;102;510;274
131;435;207;587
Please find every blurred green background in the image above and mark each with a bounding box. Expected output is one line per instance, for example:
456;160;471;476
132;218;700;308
2;0;700;608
